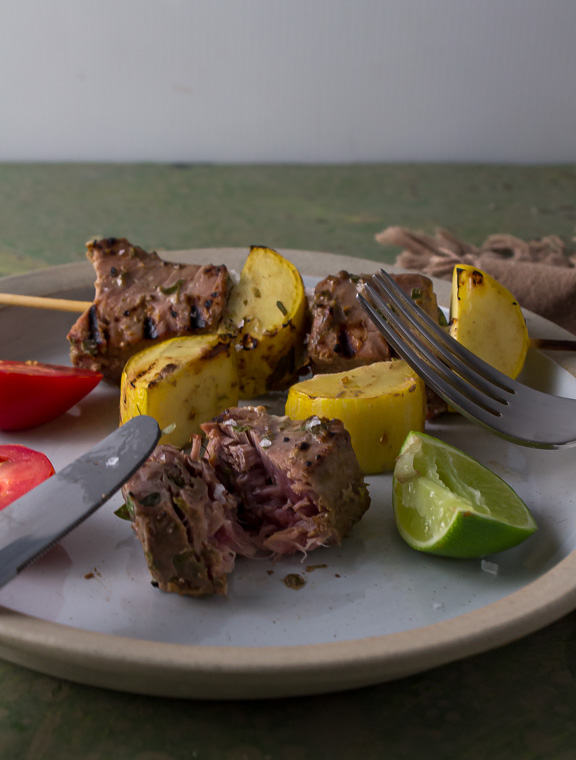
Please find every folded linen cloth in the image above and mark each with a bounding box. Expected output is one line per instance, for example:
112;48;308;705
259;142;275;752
375;227;576;335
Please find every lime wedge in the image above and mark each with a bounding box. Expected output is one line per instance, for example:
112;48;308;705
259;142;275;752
393;431;538;558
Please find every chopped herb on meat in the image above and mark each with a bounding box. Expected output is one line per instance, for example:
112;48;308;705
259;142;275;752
159;279;185;295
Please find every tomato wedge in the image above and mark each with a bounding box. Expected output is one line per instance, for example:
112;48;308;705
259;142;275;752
0;444;55;510
0;360;103;431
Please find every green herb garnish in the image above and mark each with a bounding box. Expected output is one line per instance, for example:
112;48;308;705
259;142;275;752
159;279;184;296
437;307;448;327
80;339;99;356
114;503;133;521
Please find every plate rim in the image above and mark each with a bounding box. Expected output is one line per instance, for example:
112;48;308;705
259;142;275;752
1;246;576;700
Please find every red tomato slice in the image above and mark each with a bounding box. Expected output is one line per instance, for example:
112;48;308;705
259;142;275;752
0;360;102;431
0;444;55;510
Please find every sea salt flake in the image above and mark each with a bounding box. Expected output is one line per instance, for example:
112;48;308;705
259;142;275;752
106;456;119;468
481;559;499;576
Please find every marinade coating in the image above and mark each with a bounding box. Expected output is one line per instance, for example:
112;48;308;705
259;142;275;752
307;270;439;374
202;406;371;556
68;237;229;382
121;444;254;596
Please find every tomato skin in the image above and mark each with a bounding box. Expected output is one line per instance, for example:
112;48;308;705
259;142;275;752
0;361;102;431
0;444;55;510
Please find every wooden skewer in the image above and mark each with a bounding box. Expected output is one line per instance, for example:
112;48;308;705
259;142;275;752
0;293;91;312
530;337;576;352
2;291;576;352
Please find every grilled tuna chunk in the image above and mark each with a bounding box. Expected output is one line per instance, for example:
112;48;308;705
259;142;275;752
202;406;371;556
121;444;255;596
307;270;439;374
68;237;229;382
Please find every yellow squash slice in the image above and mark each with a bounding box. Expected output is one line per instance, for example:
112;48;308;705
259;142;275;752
224;246;307;398
120;335;238;448
450;265;529;379
285;360;426;474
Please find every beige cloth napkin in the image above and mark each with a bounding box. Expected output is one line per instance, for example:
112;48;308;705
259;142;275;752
375;227;576;335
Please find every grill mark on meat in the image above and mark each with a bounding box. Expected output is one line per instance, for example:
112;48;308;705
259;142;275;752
143;316;159;340
189;304;207;330
334;326;356;358
87;305;103;347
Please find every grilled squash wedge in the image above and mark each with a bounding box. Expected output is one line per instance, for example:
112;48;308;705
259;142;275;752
285;360;426;474
120;335;239;448
224;246;307;398
449;265;529;379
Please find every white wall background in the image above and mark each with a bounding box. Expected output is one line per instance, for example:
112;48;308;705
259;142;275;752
1;0;576;163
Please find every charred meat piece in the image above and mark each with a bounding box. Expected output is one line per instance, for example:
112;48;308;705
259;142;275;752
121;444;255;596
202;406;370;556
68;237;230;382
307;270;440;374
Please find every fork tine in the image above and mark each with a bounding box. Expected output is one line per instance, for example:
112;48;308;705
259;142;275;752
358;269;576;450
359;282;500;405
358;288;507;424
361;275;511;406
371;270;516;393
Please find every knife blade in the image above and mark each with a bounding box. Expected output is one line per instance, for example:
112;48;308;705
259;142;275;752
0;415;160;589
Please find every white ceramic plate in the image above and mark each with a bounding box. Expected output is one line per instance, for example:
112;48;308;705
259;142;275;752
1;248;576;700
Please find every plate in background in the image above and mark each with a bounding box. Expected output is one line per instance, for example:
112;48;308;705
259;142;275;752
1;249;576;700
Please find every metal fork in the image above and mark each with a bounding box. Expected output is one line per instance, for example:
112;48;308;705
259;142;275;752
357;269;576;449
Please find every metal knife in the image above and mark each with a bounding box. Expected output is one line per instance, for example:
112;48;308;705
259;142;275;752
0;415;160;589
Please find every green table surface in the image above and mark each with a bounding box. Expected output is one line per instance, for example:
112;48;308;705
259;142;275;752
1;163;576;760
